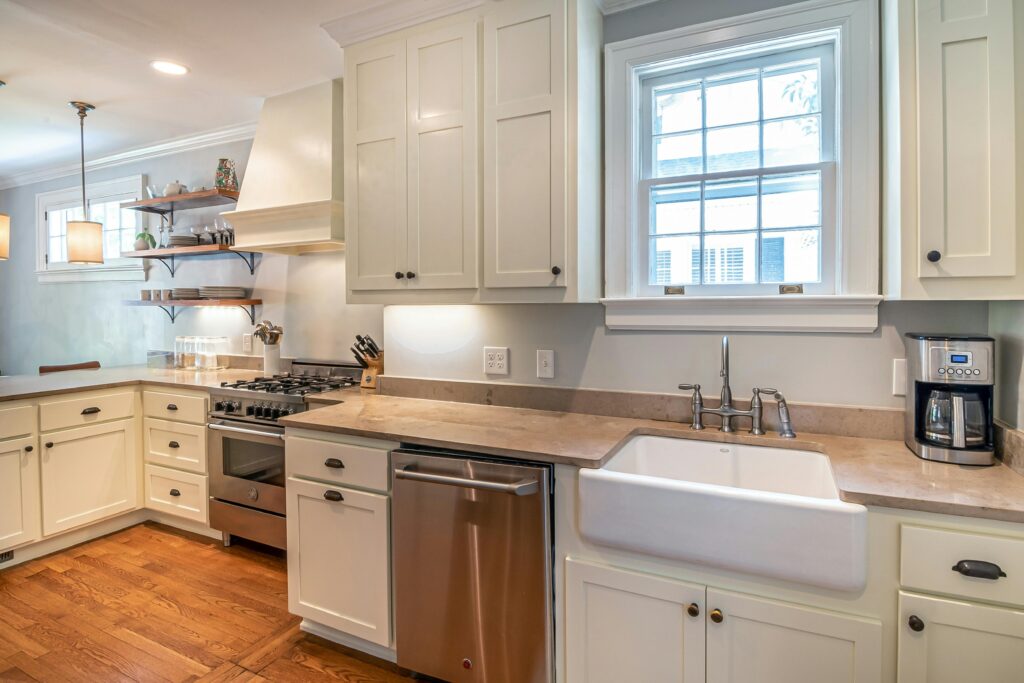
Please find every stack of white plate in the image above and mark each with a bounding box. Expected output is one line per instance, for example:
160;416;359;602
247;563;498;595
171;288;200;300
168;234;199;247
199;286;246;300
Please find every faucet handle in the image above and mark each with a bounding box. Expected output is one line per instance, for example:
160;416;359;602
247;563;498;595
678;383;701;392
754;387;779;396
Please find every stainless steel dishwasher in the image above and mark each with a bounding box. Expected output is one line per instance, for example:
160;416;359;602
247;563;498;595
391;448;554;683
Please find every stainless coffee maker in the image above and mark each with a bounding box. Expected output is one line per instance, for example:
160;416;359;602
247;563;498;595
904;334;995;466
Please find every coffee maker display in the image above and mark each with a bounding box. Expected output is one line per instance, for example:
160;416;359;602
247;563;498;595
903;334;995;466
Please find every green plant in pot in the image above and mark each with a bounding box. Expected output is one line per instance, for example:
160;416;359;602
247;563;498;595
134;230;157;251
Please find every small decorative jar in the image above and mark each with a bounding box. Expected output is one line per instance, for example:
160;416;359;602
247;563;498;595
215;159;238;191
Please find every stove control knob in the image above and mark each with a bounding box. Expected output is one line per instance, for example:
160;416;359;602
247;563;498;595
282;407;295;416
245;404;255;416
214;401;225;412
253;405;264;418
224;402;236;414
271;408;282;420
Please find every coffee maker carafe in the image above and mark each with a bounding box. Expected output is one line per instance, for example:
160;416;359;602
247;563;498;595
904;334;995;465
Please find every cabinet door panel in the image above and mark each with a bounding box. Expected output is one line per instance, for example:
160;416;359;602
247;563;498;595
41;419;138;536
897;591;1024;683
565;558;705;683
706;588;881;683
286;476;390;646
484;0;566;288
917;0;1015;278
346;41;408;291
0;436;40;551
407;22;478;289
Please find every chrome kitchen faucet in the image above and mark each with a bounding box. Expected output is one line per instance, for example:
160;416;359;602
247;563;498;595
678;336;796;438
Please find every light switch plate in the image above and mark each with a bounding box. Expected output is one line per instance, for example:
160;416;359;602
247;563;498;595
537;350;554;379
892;358;907;396
484;347;509;375
242;333;253;353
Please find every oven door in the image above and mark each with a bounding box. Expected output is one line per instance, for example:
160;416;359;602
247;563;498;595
208;420;286;515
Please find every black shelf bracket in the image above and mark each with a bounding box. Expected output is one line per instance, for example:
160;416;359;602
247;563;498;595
157;305;179;323
154;254;176;277
233;250;257;275
238;304;257;325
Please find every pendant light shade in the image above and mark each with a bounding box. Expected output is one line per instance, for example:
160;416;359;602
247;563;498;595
0;213;9;260
67;101;103;265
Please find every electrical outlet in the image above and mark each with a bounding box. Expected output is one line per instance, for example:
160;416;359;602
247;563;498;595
892;358;907;396
537;350;554;379
242;333;253;353
484;346;509;375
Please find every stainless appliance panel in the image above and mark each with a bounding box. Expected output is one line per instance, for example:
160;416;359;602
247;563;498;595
208;420;286;515
391;450;553;683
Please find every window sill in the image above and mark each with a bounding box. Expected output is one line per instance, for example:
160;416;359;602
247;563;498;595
37;263;146;284
601;295;882;333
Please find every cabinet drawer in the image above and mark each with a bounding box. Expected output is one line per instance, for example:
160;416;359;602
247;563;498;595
143;390;208;425
0;404;36;440
901;525;1024;607
286;435;390;492
144;418;207;474
39;390;134;432
144;464;208;524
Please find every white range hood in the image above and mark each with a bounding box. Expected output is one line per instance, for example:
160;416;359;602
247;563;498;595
222;80;344;254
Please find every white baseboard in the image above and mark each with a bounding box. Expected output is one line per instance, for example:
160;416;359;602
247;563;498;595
300;619;397;663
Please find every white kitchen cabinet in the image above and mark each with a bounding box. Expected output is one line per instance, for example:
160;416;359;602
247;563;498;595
344;0;602;303
41;418;139;536
286;476;391;647
883;0;1023;299
897;591;1024;683
706;588;882;683
0;435;41;551
565;558;706;683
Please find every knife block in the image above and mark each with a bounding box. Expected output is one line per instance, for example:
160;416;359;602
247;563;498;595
361;352;383;392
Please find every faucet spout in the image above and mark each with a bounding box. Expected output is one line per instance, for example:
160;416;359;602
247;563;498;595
719;336;733;432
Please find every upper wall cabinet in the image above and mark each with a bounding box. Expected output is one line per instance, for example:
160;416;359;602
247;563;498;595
883;0;1022;299
344;0;603;304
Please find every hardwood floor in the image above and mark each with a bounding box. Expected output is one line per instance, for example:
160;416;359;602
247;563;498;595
0;522;412;683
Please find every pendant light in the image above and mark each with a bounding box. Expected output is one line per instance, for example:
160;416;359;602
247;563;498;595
0;213;9;261
66;101;103;265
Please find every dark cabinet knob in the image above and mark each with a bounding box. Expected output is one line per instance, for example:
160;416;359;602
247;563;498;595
952;559;1006;580
45;442;53;449
710;609;724;624
551;266;562;276
406;271;416;279
166;403;178;411
169;489;181;497
687;603;700;618
24;445;33;453
908;615;925;632
323;490;344;502
324;458;345;469
168;441;180;449
81;406;101;415
395;271;405;279
926;250;941;263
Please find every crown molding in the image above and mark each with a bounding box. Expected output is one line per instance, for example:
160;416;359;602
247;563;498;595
599;0;661;14
0;122;257;191
322;0;484;47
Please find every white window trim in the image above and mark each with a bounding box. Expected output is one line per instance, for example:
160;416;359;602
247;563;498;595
35;174;148;283
603;0;880;332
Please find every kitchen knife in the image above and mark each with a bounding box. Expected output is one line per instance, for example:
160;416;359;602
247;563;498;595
362;334;381;356
351;346;369;368
356;337;377;359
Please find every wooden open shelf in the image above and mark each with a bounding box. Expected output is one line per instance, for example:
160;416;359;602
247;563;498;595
125;298;262;324
121;189;239;216
121;244;257;276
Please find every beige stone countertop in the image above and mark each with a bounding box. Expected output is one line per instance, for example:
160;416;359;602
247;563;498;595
282;393;1024;524
0;366;262;401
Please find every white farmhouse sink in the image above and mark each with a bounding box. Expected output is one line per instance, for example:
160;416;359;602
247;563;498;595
579;435;867;591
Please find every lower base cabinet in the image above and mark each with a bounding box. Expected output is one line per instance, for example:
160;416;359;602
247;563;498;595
897;591;1024;683
566;558;882;683
285;476;391;647
0;435;40;551
41;418;138;536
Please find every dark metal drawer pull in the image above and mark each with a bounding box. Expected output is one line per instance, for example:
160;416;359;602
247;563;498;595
908;615;925;632
81;407;101;415
323;490;344;502
24;445;33;453
166;403;178;411
45;442;53;449
324;458;345;469
169;489;181;497
168;441;180;449
952;559;1007;580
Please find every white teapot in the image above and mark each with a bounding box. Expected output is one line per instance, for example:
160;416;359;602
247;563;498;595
163;180;187;196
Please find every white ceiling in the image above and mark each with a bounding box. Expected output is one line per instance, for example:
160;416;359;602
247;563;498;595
0;0;381;185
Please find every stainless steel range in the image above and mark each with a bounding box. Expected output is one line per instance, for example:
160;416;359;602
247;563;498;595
208;360;362;549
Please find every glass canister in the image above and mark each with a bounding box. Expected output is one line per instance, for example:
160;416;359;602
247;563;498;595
174;336;186;369
181;336;198;370
196;336;229;371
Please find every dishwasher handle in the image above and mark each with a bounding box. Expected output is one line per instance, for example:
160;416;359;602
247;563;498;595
395;466;539;496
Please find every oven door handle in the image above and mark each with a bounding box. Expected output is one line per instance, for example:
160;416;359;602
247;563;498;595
208;423;285;440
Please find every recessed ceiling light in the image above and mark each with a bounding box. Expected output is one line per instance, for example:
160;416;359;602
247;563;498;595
150;60;189;76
